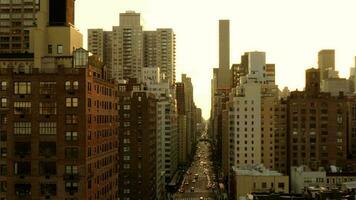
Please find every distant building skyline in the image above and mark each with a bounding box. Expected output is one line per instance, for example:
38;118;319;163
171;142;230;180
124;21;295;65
76;0;356;118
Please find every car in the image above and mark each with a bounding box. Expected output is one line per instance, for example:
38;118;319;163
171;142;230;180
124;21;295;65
200;197;204;200
190;187;195;192
192;179;196;183
184;181;189;185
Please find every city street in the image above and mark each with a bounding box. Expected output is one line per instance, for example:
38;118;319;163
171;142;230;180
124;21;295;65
173;133;217;200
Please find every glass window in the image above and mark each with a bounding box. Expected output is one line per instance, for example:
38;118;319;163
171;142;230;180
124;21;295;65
40;82;56;95
48;45;52;54
65;115;78;124
73;81;79;90
14;122;31;135
57;45;63;54
14;102;31;114
39;122;56;135
0;81;7;91
65;148;79;159
1;98;7;108
65;131;78;141
66;98;78;107
39;102;57;115
65;165;78;174
14;82;31;94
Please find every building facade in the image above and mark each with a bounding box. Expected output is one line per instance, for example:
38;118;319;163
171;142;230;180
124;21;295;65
0;54;119;199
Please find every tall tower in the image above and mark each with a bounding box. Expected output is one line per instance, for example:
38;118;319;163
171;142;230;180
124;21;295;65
112;11;143;81
218;20;231;89
219;20;230;70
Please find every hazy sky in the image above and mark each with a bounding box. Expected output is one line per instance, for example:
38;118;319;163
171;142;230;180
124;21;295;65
76;0;356;119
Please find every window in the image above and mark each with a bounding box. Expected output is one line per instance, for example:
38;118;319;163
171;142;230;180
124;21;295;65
14;82;31;94
65;81;79;91
14;102;31;114
123;164;130;169
65;147;79;159
14;161;31;175
57;45;63;54
0;81;7;91
123;189;130;194
65;181;78;193
65;165;78;174
0;181;7;192
14;122;31;135
48;45;52;54
123;155;130;161
39;122;56;135
66;131;78;141
66;98;78;107
40;102;57;115
40;82;56;95
1;98;7;108
123;105;130;110
0;148;6;158
278;182;285;189
66;114;78;124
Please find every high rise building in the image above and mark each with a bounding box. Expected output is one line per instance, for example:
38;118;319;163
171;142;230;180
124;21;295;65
318;49;335;81
144;29;176;85
117;80;157;200
274;99;288;174
217;20;231;89
0;50;119;199
88;29;113;78
287;68;348;171
182;74;195;159
219;20;230;71
112;11;143;81
0;0;40;53
88;29;104;61
90;12;176;85
176;82;188;164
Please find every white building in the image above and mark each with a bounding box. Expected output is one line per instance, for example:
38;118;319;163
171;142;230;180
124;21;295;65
290;166;326;194
142;68;178;188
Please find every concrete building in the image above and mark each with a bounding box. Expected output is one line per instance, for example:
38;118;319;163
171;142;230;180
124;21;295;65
0;0;40;53
321;78;350;96
117;80;157;200
231;166;289;200
229;79;262;168
228;52;277;170
112;11;143;81
291;166;326;194
287;68;348;171
0;51;119;199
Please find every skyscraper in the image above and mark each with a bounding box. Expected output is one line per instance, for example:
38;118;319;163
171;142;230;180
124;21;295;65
217;20;231;89
112;11;143;81
318;49;335;81
88;29;113;78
